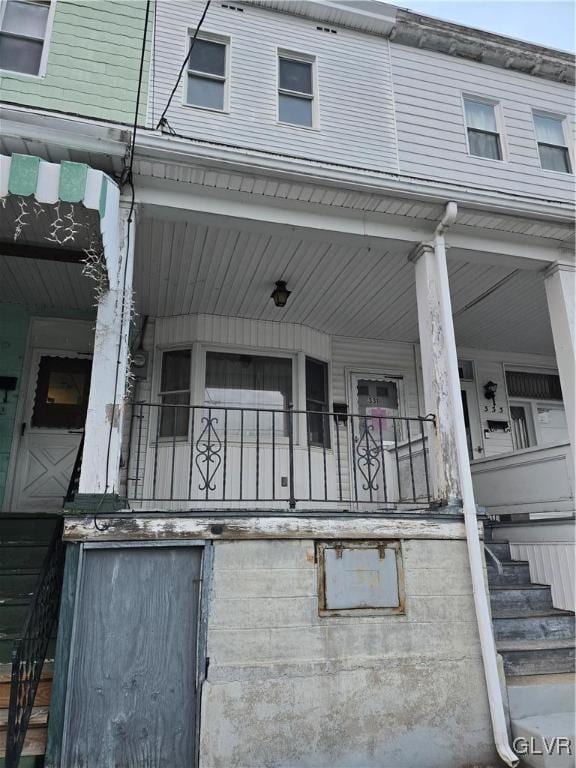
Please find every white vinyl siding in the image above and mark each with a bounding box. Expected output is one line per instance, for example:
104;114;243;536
151;1;398;171
390;43;575;202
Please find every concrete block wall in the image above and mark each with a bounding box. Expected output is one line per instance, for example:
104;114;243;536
0;304;28;507
200;537;498;768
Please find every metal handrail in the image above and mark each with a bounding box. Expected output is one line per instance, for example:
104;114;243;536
126;402;436;509
5;519;67;768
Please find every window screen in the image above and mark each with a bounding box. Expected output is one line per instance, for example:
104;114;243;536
31;356;92;429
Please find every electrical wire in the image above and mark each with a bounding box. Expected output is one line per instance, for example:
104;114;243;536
93;0;151;531
156;0;211;131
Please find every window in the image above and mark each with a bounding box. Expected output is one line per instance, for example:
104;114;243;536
356;378;400;443
506;371;568;450
464;98;502;160
31;356;92;429
186;36;227;110
159;350;191;438
205;352;292;437
306;357;330;447
533;114;571;173
278;53;315;127
0;0;51;75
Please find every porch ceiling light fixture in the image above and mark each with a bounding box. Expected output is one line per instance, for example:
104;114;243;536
484;380;498;410
271;280;291;308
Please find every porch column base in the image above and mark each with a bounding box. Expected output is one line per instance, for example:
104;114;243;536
64;492;128;515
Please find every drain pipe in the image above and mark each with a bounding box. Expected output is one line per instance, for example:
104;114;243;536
433;202;519;768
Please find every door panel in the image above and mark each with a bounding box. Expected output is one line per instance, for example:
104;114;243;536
63;546;202;768
11;353;91;512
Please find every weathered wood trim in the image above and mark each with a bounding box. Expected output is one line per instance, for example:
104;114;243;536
63;515;471;541
45;544;81;768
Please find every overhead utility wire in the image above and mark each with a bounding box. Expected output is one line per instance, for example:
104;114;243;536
156;0;212;131
93;0;152;531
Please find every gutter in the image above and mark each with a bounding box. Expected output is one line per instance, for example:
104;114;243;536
432;202;519;767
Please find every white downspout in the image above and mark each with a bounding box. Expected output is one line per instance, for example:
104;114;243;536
433;202;519;768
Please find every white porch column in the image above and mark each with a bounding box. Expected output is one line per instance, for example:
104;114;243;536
544;263;576;454
412;242;461;505
78;201;136;496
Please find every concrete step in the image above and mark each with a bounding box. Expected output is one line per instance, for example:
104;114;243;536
507;673;576;720
493;611;575;642
485;542;512;562
487;561;532;586
511;712;575;767
491;585;554;613
498;639;575;676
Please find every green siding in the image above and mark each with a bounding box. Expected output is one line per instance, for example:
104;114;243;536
0;1;151;125
0;305;29;508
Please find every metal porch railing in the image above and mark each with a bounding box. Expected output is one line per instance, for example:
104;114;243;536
125;403;435;509
5;519;66;768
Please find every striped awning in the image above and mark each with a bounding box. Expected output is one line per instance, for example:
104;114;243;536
0;153;119;273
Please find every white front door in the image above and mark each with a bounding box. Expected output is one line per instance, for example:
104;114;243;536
349;372;403;504
9;347;92;513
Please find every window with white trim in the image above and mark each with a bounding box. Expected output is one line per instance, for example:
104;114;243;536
533;113;571;173
205;352;292;438
159;350;191;438
186;35;228;111
463;98;503;161
0;0;51;75
278;53;315;127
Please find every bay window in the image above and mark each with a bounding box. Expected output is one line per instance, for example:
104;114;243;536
159;350;191;438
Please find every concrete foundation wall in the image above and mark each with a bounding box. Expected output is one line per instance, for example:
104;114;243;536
200;537;499;768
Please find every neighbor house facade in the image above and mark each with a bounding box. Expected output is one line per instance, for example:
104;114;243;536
0;2;574;767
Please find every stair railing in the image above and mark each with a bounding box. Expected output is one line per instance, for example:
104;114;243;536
64;431;84;503
4;519;67;768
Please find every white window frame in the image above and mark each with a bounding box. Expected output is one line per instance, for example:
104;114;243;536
0;0;56;79
504;365;567;451
202;345;298;444
276;48;319;130
461;93;507;163
182;30;230;113
531;109;573;175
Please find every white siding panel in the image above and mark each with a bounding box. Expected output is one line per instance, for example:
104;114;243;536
511;543;575;611
151;1;398;171
390;44;575;202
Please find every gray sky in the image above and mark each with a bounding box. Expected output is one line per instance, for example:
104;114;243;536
395;1;576;52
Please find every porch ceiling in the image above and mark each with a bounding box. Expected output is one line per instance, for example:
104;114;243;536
134;215;555;355
0;253;95;312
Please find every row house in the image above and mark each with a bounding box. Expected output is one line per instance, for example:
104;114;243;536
0;1;574;766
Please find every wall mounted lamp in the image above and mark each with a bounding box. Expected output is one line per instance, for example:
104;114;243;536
484;380;498;411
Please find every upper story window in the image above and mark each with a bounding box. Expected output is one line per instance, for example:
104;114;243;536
463;98;502;161
186;35;228;111
533;114;571;173
278;52;316;128
0;0;51;75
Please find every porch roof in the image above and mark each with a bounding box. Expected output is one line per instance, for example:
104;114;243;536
0;153;119;275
